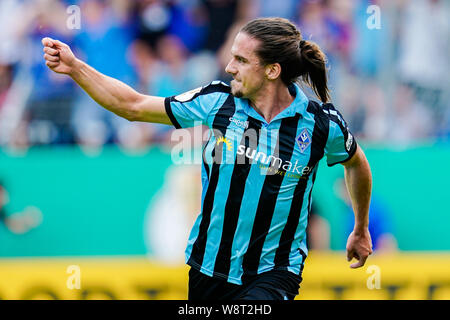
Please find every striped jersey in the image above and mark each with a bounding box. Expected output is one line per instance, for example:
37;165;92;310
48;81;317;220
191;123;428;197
164;81;357;285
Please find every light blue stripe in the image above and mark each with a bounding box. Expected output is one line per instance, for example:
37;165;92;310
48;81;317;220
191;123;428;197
185;134;216;263
200;109;247;274
227;121;281;283
287;175;315;274
171;88;229;128
258;122;313;273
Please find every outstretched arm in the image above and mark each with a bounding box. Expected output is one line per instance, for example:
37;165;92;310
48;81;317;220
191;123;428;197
342;144;373;268
41;37;170;124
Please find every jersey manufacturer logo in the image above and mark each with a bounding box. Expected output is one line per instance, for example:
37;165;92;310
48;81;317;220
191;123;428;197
296;128;311;153
229;117;249;129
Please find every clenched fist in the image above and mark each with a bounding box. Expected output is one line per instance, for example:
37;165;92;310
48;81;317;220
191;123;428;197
42;37;77;75
346;228;373;268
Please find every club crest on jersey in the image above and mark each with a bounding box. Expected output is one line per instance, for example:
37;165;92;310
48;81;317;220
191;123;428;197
296;128;311;153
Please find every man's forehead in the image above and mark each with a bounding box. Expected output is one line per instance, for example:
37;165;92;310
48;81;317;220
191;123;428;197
231;32;260;59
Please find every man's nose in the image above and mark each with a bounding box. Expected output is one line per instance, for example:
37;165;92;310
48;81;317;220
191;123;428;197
225;60;236;75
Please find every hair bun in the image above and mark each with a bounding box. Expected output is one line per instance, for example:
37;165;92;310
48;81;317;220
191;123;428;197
299;40;306;49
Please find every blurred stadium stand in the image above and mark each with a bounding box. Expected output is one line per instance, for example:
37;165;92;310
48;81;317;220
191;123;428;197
0;0;449;300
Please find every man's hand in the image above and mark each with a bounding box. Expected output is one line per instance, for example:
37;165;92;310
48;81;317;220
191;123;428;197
346;228;373;268
42;37;77;75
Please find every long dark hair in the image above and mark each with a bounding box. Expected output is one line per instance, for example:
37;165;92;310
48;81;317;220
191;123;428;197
241;17;330;103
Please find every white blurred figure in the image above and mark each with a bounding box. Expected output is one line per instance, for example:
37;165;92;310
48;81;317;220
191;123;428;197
397;0;450;130
0;0;23;66
390;84;433;145
144;165;202;264
361;81;389;142
0;182;43;235
398;0;449;92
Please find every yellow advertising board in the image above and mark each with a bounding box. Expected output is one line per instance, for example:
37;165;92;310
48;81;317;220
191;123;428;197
0;253;449;300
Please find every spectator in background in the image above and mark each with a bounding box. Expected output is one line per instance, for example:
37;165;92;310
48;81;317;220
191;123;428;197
145;165;202;264
335;75;366;137
23;0;76;145
124;38;163;147
390;84;433;144
294;1;343;101
0;0;31;149
306;202;331;251
146;34;218;143
0;65;13;111
149;35;218;96
397;0;450;136
150;35;197;97
336;178;398;253
360;80;388;142
167;0;209;53
128;39;158;94
0;0;22;84
214;0;254;82
253;0;299;21
0;180;43;235
136;0;173;48
0;0;448;147
71;0;138;149
350;0;392;79
201;0;254;54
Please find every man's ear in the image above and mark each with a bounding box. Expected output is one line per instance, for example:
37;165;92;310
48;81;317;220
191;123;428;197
265;63;281;80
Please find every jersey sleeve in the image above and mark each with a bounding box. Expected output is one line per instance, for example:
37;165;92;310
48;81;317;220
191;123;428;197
164;81;231;129
323;104;357;166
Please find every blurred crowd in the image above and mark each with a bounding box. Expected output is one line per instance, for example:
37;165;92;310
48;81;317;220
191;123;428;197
0;0;448;151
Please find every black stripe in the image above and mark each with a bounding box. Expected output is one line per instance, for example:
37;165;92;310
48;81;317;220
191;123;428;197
164;97;181;129
274;101;330;269
307;167;318;215
202;82;231;95
304;166;318;250
202;138;210;181
322;103;357;165
187;94;236;268
298;248;307;275
173;82;231;103
213;116;262;279
165;82;231;128
273;178;308;269
242;114;301;276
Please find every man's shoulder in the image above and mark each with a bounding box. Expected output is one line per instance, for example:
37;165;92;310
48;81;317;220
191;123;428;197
201;81;231;95
306;100;337;115
171;81;231;103
306;100;346;124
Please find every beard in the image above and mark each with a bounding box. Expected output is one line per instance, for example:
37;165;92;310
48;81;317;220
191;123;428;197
232;89;244;98
230;79;244;98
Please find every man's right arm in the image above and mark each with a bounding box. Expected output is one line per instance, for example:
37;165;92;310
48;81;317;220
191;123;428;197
42;37;170;125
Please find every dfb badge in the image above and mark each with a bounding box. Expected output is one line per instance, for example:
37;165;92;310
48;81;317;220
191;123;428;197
296;128;311;153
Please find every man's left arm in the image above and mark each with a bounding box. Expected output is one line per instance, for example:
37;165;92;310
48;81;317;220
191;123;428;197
342;144;373;268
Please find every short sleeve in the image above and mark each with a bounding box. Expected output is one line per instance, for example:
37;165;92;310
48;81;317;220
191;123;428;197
164;81;231;129
324;104;357;166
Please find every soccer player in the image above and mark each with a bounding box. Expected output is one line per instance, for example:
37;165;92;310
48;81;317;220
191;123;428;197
42;17;372;300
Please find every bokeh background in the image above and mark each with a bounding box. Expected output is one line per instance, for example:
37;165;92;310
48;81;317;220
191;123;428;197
0;0;449;300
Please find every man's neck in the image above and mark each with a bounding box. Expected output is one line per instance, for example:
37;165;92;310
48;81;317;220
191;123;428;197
249;82;295;123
